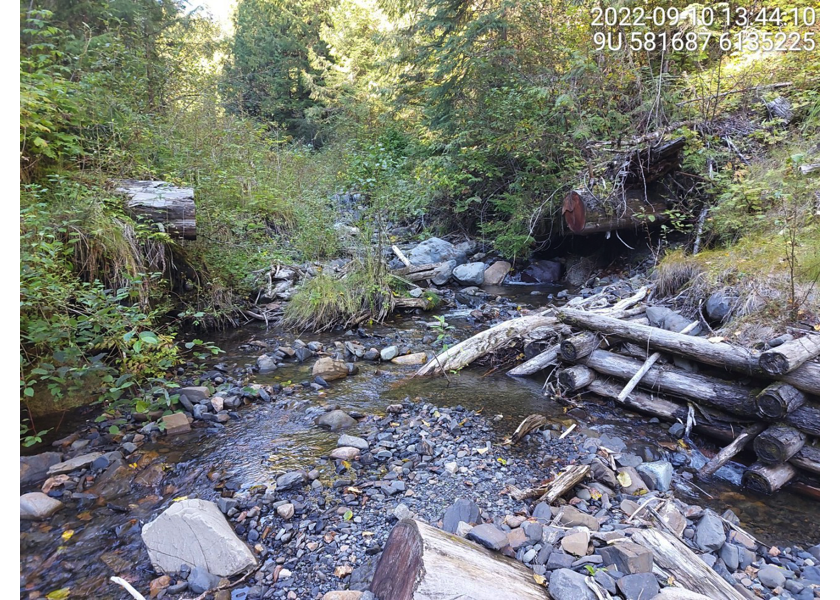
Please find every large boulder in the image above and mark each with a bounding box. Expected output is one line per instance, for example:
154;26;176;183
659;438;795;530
694;512;726;553
430;260;456;286
20;452;63;486
315;409;357;431
20;492;63;520
482;261;511;286
408;238;464;266
564;255;596;287
522;260;563;283
141;498;257;577
453;262;487;286
312;358;350;382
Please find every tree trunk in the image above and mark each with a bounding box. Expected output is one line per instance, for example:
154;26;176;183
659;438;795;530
698;423;767;480
558;365;596;392
756;382;806;419
416;315;557;376
753;426;806;464
392;262;447;282
573;349;758;417
630;529;744;600
559;331;601;362
555;308;819;394
758;335;820;375
743;462;797;494
370;519;549;600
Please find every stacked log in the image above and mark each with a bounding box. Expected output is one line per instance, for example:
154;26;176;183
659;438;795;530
532;305;819;496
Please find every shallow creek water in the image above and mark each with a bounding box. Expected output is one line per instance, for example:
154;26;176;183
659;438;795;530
20;286;819;599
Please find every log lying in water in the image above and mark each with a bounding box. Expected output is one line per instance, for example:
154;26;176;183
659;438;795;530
753;425;806;464
416;315;556;376
507;343;563;376
572;349;758;417
756;382;806;419
586;379;820;476
558;365;596;392
759;334;820;375
631;528;743;600
698;423;767;480
116;180;196;240
370;519;549;600
555;308;819;394
743;462;797;494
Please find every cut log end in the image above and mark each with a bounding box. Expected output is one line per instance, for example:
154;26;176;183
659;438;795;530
753;425;806;465
756;382;806;419
743;462;797;495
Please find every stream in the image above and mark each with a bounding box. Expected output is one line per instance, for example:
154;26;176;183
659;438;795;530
20;285;819;599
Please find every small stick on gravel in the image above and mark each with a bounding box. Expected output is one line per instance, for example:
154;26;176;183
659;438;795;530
110;577;146;600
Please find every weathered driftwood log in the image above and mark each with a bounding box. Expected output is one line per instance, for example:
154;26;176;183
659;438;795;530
416;315;556;376
394;297;434;311
392;262;447;283
756;382;806;419
572;349;758;417
586;379;819;476
631;529;743;600
555;308;820;394
540;465;590;505
743;462;797;494
698;423;767;480
508;414;547;445
783;405;820;437
559;331;601;362
558;365;596;392
369;519;549;600
758;334;820;375
507;344;562;376
753;425;806;464
617;320;699;402
116;180;196;240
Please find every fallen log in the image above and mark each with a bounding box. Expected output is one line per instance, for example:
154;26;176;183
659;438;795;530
572;349;759;417
559;332;601;362
394;297;434;311
617;320;699;402
561;189;670;235
369;519;549;600
416;315;556;376
758;334;820;375
558;365;596;392
783;405;820;437
743;462;797;494
507;344;562;376
631;528;744;600
586;379;819;476
555;308;820;394
392;245;412;267
698;423;767;480
753;425;806;464
789;445;820;474
756;382;806;419
116;180;196;240
392;262;447;283
541;465;590;505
